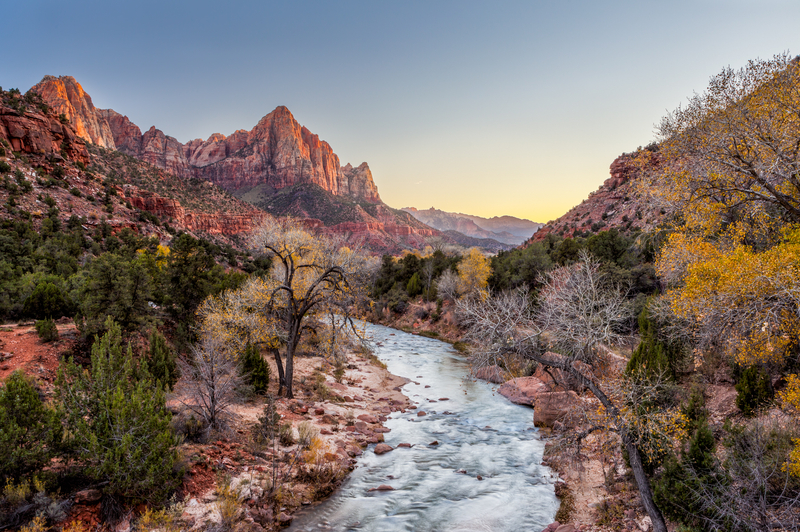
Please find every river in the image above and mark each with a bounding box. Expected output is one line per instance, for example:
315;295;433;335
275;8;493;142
288;323;559;531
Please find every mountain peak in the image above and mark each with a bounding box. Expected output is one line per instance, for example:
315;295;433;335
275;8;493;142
32;75;114;148
32;76;381;203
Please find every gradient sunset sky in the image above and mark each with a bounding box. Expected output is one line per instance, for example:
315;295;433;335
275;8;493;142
4;1;799;222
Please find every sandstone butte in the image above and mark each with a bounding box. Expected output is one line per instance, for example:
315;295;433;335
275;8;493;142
32;76;381;204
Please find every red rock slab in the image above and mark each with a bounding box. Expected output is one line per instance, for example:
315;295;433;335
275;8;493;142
497;376;548;406
374;444;393;455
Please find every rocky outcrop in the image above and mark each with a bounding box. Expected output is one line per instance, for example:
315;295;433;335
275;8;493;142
32;77;382;203
473;365;509;384
530;148;663;243
139;126;193;178
126;190;268;235
532;390;580;427
497;375;579;427
0;102;89;164
340;162;380;203
31;76;115;148
96;109;142;154
497;377;549;406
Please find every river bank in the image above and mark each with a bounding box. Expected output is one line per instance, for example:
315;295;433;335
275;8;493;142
167;342;412;531
369;302;654;531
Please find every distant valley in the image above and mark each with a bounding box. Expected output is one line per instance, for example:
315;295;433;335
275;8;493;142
402;206;542;246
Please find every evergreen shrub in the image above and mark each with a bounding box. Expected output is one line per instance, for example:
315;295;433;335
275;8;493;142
735;365;773;416
0;371;62;481
241;344;270;395
34;318;58;342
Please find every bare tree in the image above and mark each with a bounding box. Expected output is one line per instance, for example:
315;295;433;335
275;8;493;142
178;335;242;433
458;252;669;532
436;269;460;302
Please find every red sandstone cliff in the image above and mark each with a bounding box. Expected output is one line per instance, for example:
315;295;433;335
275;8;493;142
31;76;115;148
125;189;269;235
0;96;89;165
31;77;381;203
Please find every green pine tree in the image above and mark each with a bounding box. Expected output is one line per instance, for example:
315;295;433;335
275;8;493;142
406;272;423;297
55;317;181;503
626;304;680;381
146;329;178;390
241;343;270;395
0;371;62;480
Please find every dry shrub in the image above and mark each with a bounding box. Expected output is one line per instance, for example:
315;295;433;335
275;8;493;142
135;498;185;532
19;516;45;532
297;421;319;449
554;481;575;524
296;437;346;499
596;497;625;526
3;478;31;506
278;424;295;446
215;477;241;531
302;436;325;464
61;520;91;532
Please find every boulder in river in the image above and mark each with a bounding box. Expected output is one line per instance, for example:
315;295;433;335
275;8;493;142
473;365;509;384
497;377;548;406
374;444;393;455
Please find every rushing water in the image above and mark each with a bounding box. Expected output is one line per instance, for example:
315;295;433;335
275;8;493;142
289;323;559;532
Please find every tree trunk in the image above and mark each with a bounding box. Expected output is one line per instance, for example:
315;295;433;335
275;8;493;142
533;352;669;532
621;431;668;532
270;348;285;396
285;349;294;399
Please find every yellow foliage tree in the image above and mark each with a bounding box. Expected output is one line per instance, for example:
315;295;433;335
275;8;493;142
457;247;491;297
649;53;800;232
199;218;377;398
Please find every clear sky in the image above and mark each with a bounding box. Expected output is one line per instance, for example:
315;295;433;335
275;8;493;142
3;1;799;222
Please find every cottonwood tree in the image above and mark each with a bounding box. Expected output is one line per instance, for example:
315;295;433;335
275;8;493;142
458;252;669;532
651;53;800;228
457;247;492;298
206;218;377;398
198;277;286;386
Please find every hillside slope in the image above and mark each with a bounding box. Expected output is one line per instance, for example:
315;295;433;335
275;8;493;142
529;148;664;244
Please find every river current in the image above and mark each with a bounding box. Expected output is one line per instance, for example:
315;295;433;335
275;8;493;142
288;323;559;531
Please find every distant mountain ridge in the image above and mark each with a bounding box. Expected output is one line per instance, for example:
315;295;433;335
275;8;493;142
32;76;381;203
402;207;542;245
